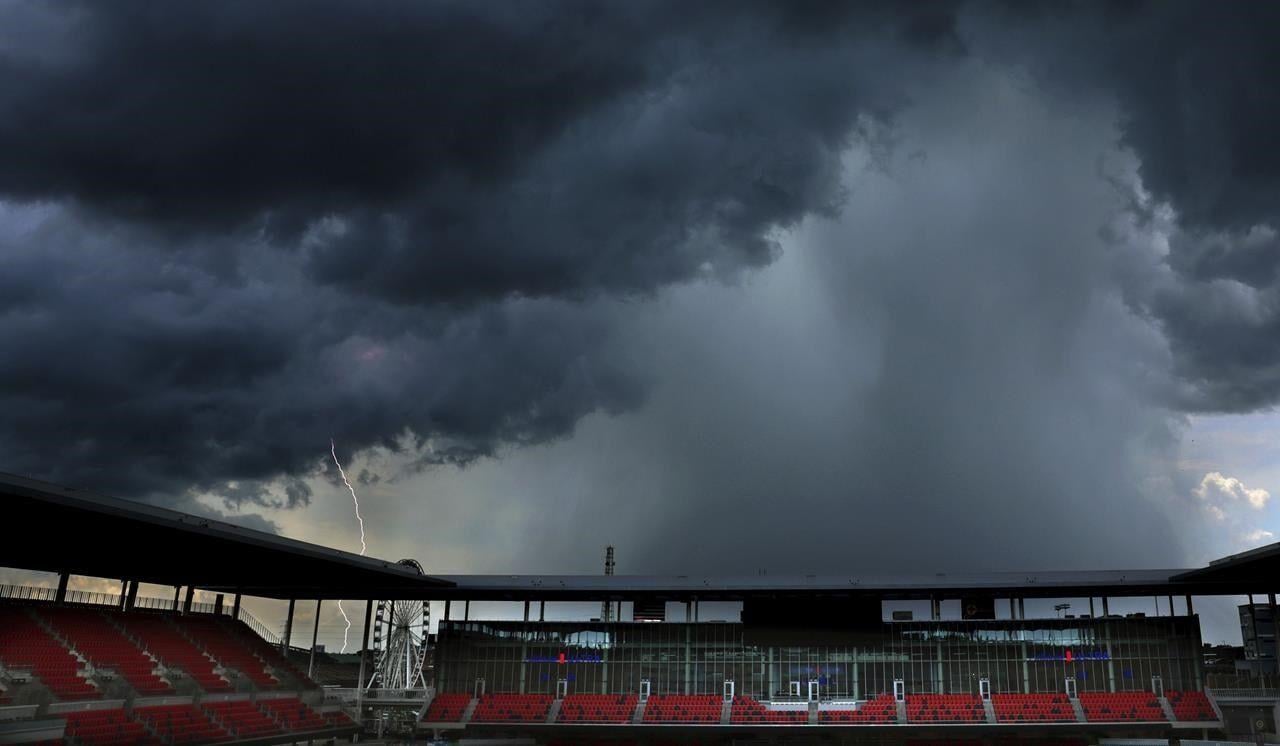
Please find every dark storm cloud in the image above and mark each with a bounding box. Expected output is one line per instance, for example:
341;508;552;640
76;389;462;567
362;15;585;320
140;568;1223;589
0;0;1278;536
968;1;1280;413
0;0;956;304
0;0;960;504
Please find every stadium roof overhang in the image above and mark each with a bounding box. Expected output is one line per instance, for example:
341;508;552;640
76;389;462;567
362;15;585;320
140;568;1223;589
2;472;455;600
5;472;1279;602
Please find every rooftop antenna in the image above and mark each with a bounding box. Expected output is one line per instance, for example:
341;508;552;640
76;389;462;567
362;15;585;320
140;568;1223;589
601;546;616;623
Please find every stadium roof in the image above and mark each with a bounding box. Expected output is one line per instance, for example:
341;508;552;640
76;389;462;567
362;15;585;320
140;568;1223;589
4;471;1278;602
1;472;454;600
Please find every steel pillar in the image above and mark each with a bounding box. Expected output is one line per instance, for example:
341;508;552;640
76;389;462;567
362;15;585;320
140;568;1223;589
355;599;374;717
183;585;195;614
464;600;470;621
281;599;296;655
55;573;69;604
124;581;138;612
308;600;322;679
232;593;241;620
173;585;181;611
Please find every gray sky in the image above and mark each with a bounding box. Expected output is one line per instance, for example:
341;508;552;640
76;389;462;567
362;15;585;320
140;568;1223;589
1;0;1278;647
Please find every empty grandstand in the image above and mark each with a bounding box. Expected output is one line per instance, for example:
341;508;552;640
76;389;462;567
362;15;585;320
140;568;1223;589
2;471;1279;744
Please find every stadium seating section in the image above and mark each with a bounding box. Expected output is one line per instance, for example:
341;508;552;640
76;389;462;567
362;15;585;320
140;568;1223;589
730;696;807;724
42;608;171;696
558;693;638;723
133;703;230;744
61;708;158;745
258;696;331;731
179;617;284;689
1168;690;1217;721
0;609;98;700
202;699;279;739
471;693;554;722
1078;691;1165;722
423;692;473;721
820;695;898;723
992;693;1076;722
642;694;723;723
115;615;232;693
907;693;985;722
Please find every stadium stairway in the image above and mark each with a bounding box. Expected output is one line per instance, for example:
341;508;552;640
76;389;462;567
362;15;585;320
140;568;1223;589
982;697;996;724
1158;695;1177;722
896;698;907;724
719;698;731;725
1070;697;1086;723
807;700;817;725
461;696;479;724
631;698;646;723
545;698;561;724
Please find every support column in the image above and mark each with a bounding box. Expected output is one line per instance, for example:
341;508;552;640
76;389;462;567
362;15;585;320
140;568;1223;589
1102;597;1110;617
850;648;858;701
1186;595;1194;616
684;625;692;695
1018;598;1026;620
355;599;374;717
464;600;470;621
183;586;195;615
55;572;69;604
308;600;322;679
125;581;138;612
523;600;530;622
1020;639;1030;693
119;579;129;609
173;585;181;611
1270;593;1278;673
1104;622;1116;693
1168;596;1175;617
443;600;451;621
539;601;546;622
1089;598;1096;618
214;594;224;615
1249;594;1262;661
232;593;242;620
1009;598;1016;619
281;599;296;655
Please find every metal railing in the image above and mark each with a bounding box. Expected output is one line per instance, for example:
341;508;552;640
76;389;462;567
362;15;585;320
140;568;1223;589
0;583;281;644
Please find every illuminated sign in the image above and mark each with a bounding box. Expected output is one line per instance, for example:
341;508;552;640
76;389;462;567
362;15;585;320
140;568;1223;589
1028;649;1110;662
525;653;604;664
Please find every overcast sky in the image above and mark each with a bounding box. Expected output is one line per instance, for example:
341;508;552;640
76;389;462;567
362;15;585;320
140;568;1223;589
2;0;1279;648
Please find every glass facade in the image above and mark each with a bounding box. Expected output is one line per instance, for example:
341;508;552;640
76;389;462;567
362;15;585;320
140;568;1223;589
434;617;1203;699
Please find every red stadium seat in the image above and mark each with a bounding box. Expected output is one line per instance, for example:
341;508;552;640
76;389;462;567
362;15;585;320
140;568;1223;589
558;693;638;723
992;693;1076;722
1078;692;1166;722
133;703;231;744
41;607;172;696
1166;690;1217;722
60;707;160;745
115;615;233;693
641;694;723;723
906;693;985;723
819;694;898;723
422;692;473;721
730;696;807;724
0;608;99;700
471;693;554;722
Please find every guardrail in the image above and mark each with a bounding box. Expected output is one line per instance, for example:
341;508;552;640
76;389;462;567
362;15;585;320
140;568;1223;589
1207;688;1280;699
0;583;281;644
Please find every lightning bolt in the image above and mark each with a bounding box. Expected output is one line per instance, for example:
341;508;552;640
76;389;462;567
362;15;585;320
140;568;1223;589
331;439;366;652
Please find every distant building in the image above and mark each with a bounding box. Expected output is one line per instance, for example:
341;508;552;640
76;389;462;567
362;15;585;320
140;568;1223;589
1238;603;1277;674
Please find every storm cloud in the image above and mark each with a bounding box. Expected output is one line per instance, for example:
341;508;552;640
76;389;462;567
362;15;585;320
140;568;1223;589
0;0;1277;572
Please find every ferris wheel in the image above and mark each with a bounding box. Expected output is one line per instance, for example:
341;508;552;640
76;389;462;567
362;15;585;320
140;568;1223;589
366;559;430;691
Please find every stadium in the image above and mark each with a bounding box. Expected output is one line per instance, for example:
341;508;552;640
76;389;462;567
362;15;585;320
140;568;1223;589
2;472;1278;746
